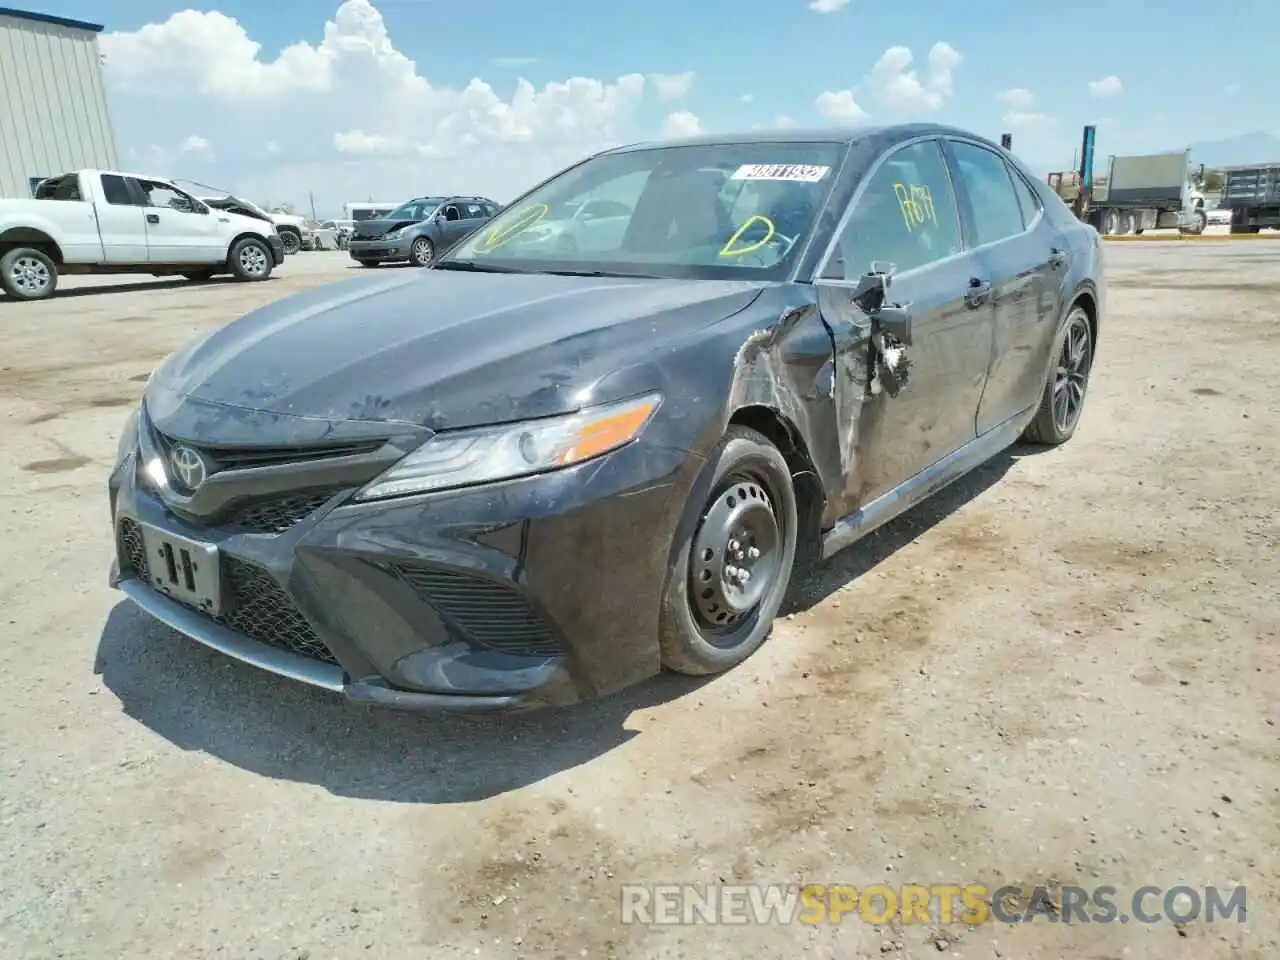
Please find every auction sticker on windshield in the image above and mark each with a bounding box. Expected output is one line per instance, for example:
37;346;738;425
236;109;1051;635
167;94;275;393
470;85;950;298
731;164;831;183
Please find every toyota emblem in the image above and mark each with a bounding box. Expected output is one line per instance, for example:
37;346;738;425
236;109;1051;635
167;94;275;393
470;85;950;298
168;444;209;491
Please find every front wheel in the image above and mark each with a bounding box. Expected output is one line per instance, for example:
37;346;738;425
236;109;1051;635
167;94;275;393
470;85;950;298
278;229;301;255
0;246;58;301
1022;306;1094;445
658;426;798;676
409;236;435;267
228;237;273;282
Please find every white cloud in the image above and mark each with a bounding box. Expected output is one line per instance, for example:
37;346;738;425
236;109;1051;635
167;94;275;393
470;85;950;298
739;93;754;104
774;115;795;128
98;1;654;208
649;71;695;100
868;41;961;111
815;89;867;122
1088;75;1122;97
809;0;850;11
996;87;1034;108
660;110;701;138
180;134;211;154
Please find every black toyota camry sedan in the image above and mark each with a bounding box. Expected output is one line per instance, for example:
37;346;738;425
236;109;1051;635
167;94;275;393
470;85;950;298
108;122;1104;712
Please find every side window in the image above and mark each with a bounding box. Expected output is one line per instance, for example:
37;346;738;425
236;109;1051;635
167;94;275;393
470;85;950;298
949;142;1026;245
100;174;136;206
444;204;461;222
1007;165;1042;228
138;180;196;213
832;139;963;278
463;203;485;219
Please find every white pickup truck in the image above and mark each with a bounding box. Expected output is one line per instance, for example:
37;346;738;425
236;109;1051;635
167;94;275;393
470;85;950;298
0;169;285;301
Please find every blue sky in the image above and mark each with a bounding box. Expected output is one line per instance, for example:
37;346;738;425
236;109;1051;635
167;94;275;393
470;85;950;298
25;0;1280;213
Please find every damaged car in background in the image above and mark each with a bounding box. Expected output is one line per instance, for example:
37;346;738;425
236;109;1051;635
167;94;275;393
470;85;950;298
108;122;1103;712
347;195;501;267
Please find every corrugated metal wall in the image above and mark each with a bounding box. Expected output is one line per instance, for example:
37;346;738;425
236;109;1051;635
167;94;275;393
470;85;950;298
0;13;120;198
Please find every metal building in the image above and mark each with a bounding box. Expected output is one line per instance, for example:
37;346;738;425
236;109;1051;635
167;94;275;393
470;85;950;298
0;7;119;198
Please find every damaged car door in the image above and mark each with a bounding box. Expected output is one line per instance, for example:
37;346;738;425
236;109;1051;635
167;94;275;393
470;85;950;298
814;138;996;508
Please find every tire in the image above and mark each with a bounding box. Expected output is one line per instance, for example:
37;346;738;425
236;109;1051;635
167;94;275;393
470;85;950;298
409;236;435;267
182;270;215;282
657;425;798;676
1022;304;1094;445
227;237;273;282
0;246;58;301
278;228;301;255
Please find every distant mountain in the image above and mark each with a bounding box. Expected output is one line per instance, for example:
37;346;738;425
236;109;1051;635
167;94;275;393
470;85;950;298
1184;132;1280;168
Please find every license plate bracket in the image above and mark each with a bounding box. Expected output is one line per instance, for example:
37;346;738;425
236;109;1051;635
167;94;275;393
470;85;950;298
138;522;222;616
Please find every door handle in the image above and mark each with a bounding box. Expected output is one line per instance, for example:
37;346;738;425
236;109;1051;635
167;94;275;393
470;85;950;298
964;278;991;308
1049;248;1068;269
146;213;160;224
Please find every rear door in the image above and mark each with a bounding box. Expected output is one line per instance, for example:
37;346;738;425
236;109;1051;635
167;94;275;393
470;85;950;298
94;174;149;263
135;179;224;263
943;140;1062;434
816;137;996;507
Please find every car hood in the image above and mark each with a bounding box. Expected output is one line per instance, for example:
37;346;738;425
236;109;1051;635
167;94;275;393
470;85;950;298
147;268;767;439
352;218;421;239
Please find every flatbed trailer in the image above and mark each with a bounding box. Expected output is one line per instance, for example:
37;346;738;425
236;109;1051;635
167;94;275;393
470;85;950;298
1221;163;1280;234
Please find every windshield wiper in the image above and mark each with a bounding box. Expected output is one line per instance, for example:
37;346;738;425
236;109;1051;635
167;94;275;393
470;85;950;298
431;260;527;273
540;268;664;279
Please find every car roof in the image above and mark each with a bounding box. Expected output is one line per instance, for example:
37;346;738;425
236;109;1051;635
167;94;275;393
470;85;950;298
598;122;999;155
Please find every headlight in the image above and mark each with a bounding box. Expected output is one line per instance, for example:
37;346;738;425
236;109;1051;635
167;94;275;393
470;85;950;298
385;226;407;240
355;393;661;501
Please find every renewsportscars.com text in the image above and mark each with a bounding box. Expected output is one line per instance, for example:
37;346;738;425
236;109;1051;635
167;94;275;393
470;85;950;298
620;883;1247;926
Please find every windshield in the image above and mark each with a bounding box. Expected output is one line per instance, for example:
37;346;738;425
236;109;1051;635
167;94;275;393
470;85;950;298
440;142;846;280
386;199;443;221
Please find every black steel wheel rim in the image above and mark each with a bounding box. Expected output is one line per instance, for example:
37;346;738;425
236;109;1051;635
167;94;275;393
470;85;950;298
1053;313;1092;433
689;471;782;644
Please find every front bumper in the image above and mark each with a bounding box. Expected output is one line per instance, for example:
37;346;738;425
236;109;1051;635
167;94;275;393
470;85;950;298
348;238;410;263
107;419;691;713
268;234;285;265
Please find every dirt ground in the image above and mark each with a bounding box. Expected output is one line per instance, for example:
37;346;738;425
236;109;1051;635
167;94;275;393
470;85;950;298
1;245;1277;960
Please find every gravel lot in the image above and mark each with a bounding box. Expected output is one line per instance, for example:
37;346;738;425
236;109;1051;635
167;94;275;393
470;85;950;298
1;245;1277;959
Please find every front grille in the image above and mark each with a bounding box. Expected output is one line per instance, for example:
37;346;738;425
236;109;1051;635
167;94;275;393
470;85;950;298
118;517;149;579
220;488;343;534
219;557;337;665
388;561;564;658
151;430;382;471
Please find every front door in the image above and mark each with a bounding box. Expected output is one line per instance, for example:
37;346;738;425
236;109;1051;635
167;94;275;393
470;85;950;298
816;138;996;509
438;203;472;248
943;140;1064;434
136;179;224;264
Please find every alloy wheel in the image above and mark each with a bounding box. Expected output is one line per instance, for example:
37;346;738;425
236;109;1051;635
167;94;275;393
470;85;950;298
239;243;269;277
8;255;51;295
1053;312;1092;434
412;238;433;265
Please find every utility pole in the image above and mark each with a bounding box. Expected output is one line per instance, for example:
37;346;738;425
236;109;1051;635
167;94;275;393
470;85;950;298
309;190;317;221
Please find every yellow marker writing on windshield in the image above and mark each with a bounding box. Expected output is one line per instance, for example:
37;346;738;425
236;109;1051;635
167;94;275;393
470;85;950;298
893;183;937;232
479;203;550;251
719;215;775;257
